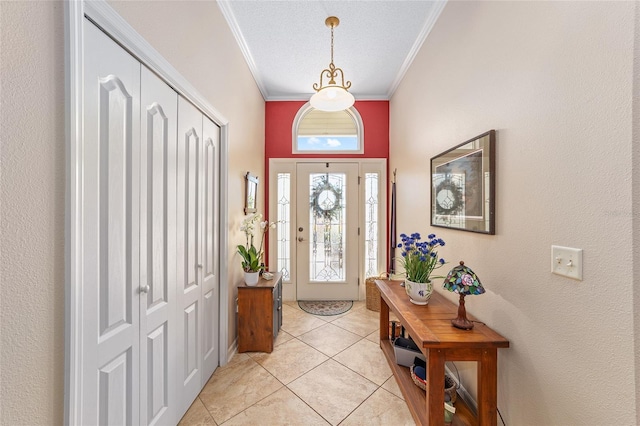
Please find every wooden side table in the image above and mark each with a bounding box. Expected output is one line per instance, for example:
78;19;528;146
376;279;509;426
237;272;282;353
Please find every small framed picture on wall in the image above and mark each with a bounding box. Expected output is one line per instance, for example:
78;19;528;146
245;172;259;214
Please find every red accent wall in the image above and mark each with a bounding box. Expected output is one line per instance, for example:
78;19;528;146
264;100;390;268
265;100;389;159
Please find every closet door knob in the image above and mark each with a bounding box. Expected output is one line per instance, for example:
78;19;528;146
140;285;150;294
197;264;203;269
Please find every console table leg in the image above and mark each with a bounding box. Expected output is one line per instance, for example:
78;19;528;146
379;298;389;341
427;348;445;425
478;348;498;425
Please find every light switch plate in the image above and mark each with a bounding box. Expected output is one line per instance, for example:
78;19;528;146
551;245;583;280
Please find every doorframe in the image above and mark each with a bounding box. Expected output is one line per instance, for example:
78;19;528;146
64;2;230;424
268;158;387;302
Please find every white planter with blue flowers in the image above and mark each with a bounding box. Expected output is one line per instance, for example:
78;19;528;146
396;232;446;305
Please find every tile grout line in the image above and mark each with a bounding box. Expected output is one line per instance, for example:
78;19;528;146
290;317;394;424
285;335;383;426
238;323;382;425
233;340;339;425
195;304;394;426
215;355;289;426
289;307;388;389
285;357;344;426
295;328;403;425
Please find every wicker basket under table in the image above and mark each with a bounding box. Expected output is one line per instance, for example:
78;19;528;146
366;276;382;312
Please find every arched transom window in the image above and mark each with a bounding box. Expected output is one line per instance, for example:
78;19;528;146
292;103;364;154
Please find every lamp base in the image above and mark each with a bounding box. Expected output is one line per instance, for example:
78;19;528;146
451;293;474;330
451;317;474;330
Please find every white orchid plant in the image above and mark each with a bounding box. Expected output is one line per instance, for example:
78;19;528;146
237;213;276;272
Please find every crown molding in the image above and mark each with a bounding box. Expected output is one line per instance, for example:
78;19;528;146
217;0;269;100
387;0;448;98
265;94;390;102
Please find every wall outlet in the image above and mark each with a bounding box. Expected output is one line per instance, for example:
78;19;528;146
551;245;583;280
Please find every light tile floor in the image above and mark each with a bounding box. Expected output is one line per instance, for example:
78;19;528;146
179;301;415;426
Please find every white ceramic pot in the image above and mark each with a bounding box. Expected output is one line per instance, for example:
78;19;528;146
405;279;433;305
244;271;260;286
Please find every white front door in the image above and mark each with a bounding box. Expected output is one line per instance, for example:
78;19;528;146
296;162;359;300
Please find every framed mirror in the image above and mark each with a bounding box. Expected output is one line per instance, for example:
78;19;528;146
244;172;259;214
430;130;496;234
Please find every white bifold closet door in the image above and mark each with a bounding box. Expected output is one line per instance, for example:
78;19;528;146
139;66;178;425
200;116;220;383
81;18;219;425
175;98;203;407
175;99;220;410
82;20;142;425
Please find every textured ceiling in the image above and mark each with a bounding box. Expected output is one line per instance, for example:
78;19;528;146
218;1;447;101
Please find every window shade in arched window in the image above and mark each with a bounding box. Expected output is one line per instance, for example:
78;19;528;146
293;104;363;153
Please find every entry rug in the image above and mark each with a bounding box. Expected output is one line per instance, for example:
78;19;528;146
298;300;353;316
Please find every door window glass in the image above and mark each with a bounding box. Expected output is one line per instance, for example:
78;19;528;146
364;172;379;277
308;173;347;281
276;173;291;281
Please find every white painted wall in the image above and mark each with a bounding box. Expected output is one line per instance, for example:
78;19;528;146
390;1;637;425
634;5;640;424
1;2;66;424
0;1;263;424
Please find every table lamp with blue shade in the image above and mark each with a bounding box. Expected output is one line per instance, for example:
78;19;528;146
443;261;485;330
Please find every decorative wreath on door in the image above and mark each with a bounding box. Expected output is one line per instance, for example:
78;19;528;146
310;177;343;221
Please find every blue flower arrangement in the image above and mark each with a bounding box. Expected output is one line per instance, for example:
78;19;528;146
397;233;446;283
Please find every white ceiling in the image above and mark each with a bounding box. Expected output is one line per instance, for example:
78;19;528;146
218;1;447;101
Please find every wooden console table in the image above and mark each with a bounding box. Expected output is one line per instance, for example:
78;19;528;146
376;279;509;426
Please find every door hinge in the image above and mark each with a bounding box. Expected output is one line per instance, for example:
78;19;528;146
358;227;360;236
358;176;361;185
358;277;360;286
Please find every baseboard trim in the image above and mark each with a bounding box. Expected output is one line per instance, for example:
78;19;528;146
445;364;478;415
226;338;238;365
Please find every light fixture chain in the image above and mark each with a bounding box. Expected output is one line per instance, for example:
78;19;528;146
330;24;334;66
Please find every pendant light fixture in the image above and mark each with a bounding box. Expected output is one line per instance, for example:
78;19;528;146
310;16;355;112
